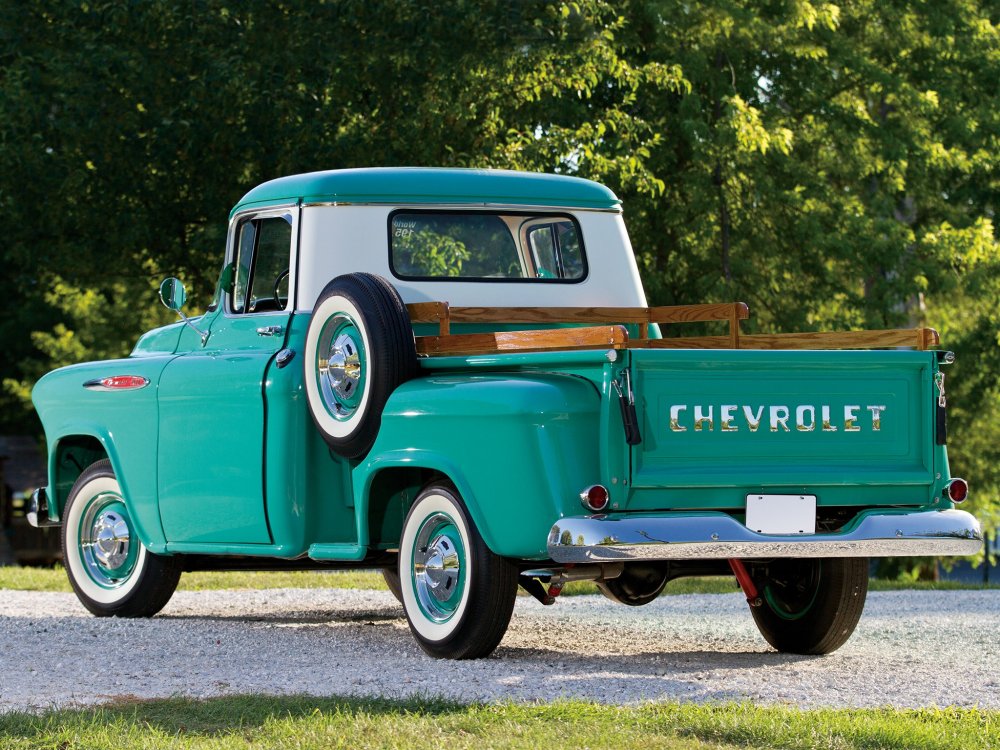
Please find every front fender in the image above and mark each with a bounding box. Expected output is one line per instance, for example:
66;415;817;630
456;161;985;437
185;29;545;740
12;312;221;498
356;372;602;559
43;425;165;552
33;357;173;553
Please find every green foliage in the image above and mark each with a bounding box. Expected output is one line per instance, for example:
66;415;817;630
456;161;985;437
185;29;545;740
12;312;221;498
1;1;997;535
606;0;1000;534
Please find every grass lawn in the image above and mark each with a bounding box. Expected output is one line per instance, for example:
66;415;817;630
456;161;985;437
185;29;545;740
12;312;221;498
0;696;995;750
0;565;995;595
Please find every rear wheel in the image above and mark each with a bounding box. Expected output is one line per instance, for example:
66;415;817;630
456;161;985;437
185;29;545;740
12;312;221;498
399;483;517;659
62;460;181;617
748;557;868;654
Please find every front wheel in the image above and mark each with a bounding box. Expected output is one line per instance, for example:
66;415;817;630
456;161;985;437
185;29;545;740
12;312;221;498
399;483;517;659
748;557;868;655
62;460;181;617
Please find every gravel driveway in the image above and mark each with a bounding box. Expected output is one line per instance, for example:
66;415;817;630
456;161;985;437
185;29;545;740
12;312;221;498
2;587;998;712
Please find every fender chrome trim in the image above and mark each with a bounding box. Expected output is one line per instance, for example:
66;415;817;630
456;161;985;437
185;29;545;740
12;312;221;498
547;509;982;563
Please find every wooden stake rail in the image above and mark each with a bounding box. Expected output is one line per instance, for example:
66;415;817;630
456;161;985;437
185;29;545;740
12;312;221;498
405;301;939;356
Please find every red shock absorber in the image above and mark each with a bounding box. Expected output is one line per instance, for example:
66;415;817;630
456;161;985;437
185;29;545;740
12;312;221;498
728;559;762;607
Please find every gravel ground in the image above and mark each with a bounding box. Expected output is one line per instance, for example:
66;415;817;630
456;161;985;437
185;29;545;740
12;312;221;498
1;587;998;713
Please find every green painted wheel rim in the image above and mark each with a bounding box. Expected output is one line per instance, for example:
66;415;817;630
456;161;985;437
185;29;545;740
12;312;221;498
410;511;467;624
78;492;139;589
763;562;822;621
315;312;368;421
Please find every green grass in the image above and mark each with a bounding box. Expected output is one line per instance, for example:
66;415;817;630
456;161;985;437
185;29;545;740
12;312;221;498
0;566;391;593
0;696;995;750
1;565;996;595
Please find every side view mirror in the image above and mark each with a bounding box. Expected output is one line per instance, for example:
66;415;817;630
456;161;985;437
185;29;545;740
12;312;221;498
159;277;187;312
159;276;209;346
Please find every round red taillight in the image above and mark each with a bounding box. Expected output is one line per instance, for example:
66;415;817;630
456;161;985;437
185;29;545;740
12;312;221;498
944;478;969;503
580;484;609;512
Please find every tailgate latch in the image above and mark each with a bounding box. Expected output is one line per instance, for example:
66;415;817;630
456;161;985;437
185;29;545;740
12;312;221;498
935;372;947;407
612;369;642;446
935;371;948;445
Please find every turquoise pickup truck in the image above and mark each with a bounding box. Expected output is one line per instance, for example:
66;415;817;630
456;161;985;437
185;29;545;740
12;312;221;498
30;168;982;659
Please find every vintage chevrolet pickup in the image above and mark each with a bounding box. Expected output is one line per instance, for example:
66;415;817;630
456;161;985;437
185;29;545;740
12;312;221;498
30;168;982;659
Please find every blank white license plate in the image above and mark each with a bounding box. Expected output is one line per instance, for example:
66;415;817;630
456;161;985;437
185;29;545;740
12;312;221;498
745;494;817;535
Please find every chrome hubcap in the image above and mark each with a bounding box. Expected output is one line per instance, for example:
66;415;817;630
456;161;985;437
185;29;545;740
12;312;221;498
325;332;362;400
316;312;366;420
413;513;464;622
79;493;136;588
91;509;130;569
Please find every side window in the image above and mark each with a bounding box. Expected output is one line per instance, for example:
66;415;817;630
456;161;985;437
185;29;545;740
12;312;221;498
232;222;257;313
526;220;585;280
527;226;557;278
231;215;293;314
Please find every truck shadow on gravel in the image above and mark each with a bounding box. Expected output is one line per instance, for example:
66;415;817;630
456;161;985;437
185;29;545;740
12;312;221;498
157;609;403;626
494;645;820;669
152;608;825;666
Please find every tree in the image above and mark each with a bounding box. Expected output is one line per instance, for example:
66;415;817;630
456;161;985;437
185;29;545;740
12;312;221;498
1;0;996;539
604;0;999;535
0;0;672;430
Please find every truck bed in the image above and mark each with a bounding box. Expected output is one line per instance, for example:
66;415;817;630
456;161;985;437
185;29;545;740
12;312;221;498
405;301;939;355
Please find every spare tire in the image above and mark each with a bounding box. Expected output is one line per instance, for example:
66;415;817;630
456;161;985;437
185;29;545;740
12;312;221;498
304;273;417;459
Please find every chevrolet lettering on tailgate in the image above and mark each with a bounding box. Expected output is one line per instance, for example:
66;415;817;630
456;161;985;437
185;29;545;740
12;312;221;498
669;404;887;432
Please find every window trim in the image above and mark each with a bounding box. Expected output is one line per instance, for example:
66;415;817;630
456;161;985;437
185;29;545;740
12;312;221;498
225;205;298;316
386;208;589;284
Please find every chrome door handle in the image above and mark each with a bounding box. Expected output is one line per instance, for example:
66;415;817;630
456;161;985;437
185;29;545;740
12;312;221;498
256;325;283;337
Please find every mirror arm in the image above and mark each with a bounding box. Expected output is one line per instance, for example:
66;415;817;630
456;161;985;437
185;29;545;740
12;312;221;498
160;276;210;346
175;308;210;346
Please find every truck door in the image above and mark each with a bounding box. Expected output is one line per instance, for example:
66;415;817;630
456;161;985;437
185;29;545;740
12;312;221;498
157;208;296;545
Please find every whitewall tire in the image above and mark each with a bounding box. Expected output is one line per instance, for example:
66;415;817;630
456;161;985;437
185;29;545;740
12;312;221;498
62;460;180;617
399;483;517;659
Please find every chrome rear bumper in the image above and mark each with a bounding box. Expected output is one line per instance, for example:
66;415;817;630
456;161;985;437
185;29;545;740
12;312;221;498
547;509;982;564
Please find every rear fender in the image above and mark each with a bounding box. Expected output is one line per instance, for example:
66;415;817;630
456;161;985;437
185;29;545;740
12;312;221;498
355;373;602;559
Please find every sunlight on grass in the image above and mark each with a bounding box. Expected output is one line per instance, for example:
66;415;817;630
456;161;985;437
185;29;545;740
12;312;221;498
0;696;994;750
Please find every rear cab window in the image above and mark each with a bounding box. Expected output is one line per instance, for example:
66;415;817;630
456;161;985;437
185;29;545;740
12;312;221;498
389;211;587;282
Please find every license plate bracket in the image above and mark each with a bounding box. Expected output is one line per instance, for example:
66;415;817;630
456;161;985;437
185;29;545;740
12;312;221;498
745;494;817;535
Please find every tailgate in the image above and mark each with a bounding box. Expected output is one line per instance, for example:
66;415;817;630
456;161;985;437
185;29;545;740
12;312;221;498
627;349;937;511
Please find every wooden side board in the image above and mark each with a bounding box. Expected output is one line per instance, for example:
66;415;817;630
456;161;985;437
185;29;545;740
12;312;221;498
414;325;629;356
405;301;938;356
407;301;748;344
